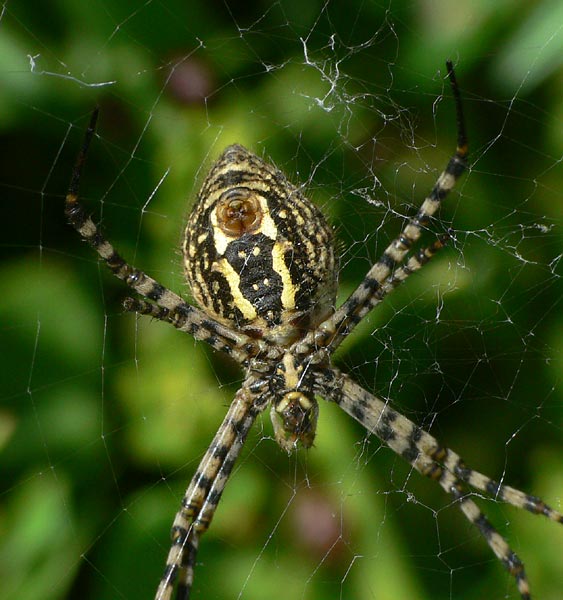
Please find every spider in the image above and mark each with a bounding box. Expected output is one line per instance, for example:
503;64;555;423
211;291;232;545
65;62;562;600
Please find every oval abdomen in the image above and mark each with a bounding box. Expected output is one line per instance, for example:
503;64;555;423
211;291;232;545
183;144;336;344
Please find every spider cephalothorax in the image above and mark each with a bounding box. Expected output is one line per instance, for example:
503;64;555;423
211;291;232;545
65;62;562;600
267;351;322;450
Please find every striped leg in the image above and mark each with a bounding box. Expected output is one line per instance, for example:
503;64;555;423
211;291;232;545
429;459;531;599
65;109;256;361
123;297;260;364
376;234;449;300
428;444;563;524
155;379;268;600
291;236;449;360
306;61;467;353
316;369;563;599
347;234;450;323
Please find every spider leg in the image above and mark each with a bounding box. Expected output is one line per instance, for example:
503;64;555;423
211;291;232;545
175;406;260;600
155;378;268;600
428;442;563;524
65;109;258;363
316;369;562;599
354;233;450;319
292;235;449;360
432;465;532;599
307;61;467;354
380;233;448;293
123;297;260;365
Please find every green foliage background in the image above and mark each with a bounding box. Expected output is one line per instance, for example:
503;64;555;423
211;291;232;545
1;2;562;600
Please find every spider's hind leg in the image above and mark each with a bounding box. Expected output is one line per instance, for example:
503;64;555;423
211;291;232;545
312;61;468;354
369;233;450;309
65;110;258;363
123;297;258;364
65;111;186;313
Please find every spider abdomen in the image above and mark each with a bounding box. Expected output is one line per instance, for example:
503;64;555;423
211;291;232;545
183;144;336;344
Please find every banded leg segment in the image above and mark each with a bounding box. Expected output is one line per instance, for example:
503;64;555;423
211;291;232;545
305;61;467;354
66;111;184;311
432;459;531;599
429;445;563;524
175;399;264;600
344;234;450;326
155;380;268;600
292;236;449;360
123;297;261;365
316;369;562;599
65;109;257;362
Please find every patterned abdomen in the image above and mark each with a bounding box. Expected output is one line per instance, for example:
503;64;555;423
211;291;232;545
183;145;336;344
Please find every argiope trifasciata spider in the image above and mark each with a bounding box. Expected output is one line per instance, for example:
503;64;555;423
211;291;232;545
65;62;562;600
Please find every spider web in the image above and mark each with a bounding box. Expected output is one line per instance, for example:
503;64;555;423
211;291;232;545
1;2;562;600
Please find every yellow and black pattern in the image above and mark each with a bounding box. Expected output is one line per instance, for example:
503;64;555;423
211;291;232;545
183;144;336;344
64;62;562;600
298;63;468;356
155;378;269;600
65;110;261;365
316;369;563;600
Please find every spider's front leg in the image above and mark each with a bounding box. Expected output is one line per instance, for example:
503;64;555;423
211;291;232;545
156;377;268;600
316;369;563;600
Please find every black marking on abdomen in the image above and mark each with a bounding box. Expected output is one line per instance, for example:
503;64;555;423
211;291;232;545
224;233;283;323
